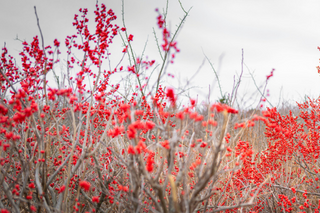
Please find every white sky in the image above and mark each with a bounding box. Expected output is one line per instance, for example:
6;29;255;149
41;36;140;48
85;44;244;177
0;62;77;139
1;0;320;109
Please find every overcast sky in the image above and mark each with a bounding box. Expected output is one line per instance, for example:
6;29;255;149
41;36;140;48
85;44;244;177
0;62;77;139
1;0;320;108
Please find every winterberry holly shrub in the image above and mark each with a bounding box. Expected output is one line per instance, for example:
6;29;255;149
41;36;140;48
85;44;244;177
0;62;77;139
249;98;320;212
1;2;319;213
